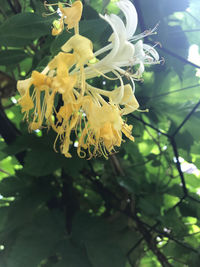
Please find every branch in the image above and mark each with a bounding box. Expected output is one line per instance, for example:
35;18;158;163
151;84;200;99
172;99;200;137
140;217;199;254
185;11;200;25
130;114;170;138
133;1;200;70
109;154;125;176
149;42;200;69
188;195;200;204
152;227;199;254
87;162;173;267
170;138;187;196
127;237;144;266
135;216;173;267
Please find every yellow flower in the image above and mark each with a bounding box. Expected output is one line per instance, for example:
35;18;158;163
31;70;52;88
17;78;34;119
48;52;76;77
51;1;83;35
17;0;143;159
17;77;32;97
18;89;34;114
52;18;64;36
54;101;82;158
108;84;139;115
62;34;94;97
62;34;94;66
62;1;83;31
77;98;134;158
30;71;53;130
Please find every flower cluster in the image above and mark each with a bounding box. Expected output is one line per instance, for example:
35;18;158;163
17;0;159;159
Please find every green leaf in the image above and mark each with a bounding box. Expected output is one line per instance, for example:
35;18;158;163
5;210;65;267
0;176;25;197
0;13;52;47
0;50;28;66
54;239;92;267
23;145;65;176
72;212;138;267
179;200;199;218
138;195;162;216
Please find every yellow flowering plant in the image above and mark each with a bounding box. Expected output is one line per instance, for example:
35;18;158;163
17;0;159;159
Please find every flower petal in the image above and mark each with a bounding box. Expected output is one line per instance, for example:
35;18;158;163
117;0;138;38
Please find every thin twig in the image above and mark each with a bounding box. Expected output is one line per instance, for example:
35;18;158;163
127;237;144;265
185;11;200;25
170;138;187;196
143;221;199;254
151;84;200;99
135;216;173;267
187;195;200;204
130;114;170;138
110;154;125;176
0;168;11;175
172;99;200;137
148;41;200;69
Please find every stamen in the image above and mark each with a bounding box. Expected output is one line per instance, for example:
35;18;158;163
86;65;118;80
86;83;111;98
42;11;57;17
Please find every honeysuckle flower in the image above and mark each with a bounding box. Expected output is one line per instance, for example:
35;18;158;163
17;0;158;159
53;101;82;158
62;1;83;32
61;34;94;66
108;84;139;115
52;14;64;36
51;1;83;35
77;97;134;158
18;87;34;114
48;52;77;77
85;0;159;104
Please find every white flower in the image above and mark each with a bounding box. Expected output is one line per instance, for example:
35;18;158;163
85;0;159;103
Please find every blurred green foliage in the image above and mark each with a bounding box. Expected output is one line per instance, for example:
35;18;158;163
0;0;200;266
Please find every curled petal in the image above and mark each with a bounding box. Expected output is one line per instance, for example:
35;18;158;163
143;44;160;61
120;84;139;115
18;90;34;112
52;17;64;36
117;0;138;38
62;34;94;65
62;1;83;30
17;78;32;96
48;52;76;76
32;71;52;88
